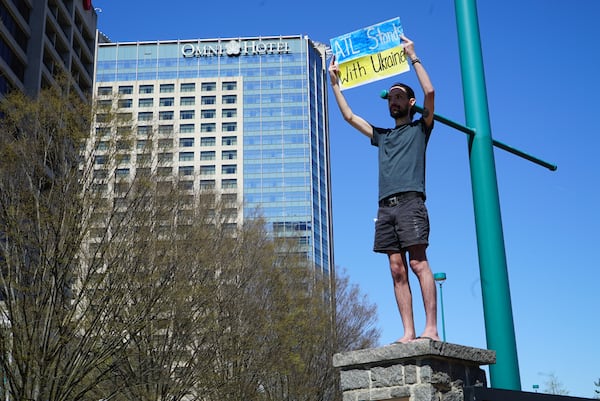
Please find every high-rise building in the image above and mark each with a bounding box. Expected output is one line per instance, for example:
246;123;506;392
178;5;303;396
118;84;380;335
93;36;333;279
0;0;98;98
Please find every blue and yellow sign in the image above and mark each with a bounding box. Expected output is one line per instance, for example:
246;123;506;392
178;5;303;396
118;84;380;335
330;17;410;90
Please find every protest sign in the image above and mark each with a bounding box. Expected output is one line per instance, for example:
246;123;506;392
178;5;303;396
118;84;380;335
330;17;410;90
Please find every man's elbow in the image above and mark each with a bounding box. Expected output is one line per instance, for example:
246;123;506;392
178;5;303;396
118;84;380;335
424;86;435;99
342;112;355;124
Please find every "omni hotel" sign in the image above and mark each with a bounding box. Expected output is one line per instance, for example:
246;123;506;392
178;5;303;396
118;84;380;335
181;40;291;58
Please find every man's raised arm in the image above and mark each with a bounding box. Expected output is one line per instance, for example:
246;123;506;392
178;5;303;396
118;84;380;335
328;56;374;138
402;35;435;129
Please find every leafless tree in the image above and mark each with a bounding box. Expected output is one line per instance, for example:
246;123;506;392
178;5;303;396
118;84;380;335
541;372;570;395
0;83;380;401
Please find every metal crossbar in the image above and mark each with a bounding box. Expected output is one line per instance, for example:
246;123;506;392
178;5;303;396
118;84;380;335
413;105;557;171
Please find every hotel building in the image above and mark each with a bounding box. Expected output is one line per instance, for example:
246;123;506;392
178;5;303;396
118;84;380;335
0;0;98;98
93;36;333;278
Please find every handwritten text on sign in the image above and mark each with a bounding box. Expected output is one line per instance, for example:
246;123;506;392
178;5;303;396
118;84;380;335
330;17;410;90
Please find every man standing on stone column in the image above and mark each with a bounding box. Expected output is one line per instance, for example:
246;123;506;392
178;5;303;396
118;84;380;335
328;35;440;343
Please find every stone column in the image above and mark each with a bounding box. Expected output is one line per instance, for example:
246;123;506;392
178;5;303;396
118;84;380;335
333;339;495;401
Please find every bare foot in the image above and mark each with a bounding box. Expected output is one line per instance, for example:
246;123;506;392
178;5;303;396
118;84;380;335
393;335;416;344
410;332;441;342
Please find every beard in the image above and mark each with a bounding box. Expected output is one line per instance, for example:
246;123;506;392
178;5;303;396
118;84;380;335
389;104;409;119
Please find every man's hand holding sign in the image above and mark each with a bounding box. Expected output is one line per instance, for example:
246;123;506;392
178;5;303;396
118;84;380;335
329;17;411;90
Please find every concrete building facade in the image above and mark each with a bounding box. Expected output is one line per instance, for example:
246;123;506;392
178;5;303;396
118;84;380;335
0;0;97;98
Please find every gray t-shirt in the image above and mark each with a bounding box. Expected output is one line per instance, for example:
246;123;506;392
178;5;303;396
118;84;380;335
371;119;433;201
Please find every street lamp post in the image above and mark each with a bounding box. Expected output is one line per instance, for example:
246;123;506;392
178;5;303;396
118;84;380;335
433;272;447;342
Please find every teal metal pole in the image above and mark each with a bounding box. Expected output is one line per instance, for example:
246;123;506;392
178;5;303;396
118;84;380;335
454;0;521;390
438;282;446;342
433;272;447;342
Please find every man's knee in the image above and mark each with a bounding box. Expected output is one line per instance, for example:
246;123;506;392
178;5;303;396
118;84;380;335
407;245;430;274
388;253;408;283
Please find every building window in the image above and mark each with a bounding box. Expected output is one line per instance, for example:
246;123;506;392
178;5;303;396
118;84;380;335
139;98;153;107
201;96;216;105
159;111;174;120
160;84;174;93
139;84;154;94
179;166;194;176
200;137;216;147
179;138;194;147
200;151;215;161
160;97;174;107
118;85;133;95
222;122;237;132
222;108;237;118
200;180;215;190
222;81;237;91
180;124;194;133
94;169;108;179
178;181;194;190
137;153;151;163
222;179;237;189
95;141;109;151
201;123;216;133
98;86;112;95
157;167;172;176
201;82;216;91
180;82;195;92
115;168;130;178
222;136;237;146
201;109;216;119
158;152;173;163
223;223;237;233
117;126;131;136
181;96;195;106
159;125;174;135
137;168;151;177
136;140;149;150
222;165;237;174
97;99;112;109
118;99;133;108
222;150;237;160
116;140;130;150
96;127;111;137
200;165;216;175
222;95;237;104
180;110;195;120
116;154;131;164
222;193;237;204
117;113;133;123
138;112;153;121
179;152;194;162
158;139;173;148
137;126;151;136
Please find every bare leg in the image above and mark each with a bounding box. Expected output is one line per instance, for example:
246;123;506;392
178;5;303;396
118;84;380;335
407;245;440;341
388;251;416;343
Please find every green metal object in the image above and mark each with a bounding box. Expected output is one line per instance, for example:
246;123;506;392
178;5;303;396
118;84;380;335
413;105;557;171
433;272;447;342
454;0;522;390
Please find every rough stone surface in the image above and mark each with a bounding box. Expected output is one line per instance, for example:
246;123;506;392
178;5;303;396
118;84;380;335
405;364;418;385
372;365;404;388
390;386;412;399
413;383;436;401
340;369;370;391
333;340;495;401
333;340;495;369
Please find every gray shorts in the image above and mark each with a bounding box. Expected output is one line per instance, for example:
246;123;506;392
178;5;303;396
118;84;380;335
373;193;430;253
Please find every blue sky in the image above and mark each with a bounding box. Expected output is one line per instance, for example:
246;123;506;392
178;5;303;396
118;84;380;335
95;0;600;397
